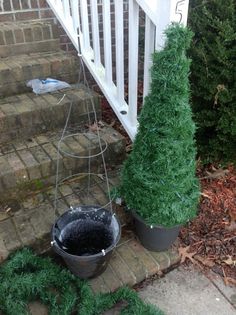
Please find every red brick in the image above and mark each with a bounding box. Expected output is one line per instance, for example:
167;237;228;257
14;29;24;43
0;14;14;22
12;1;21;10
117;243;147;282
40;9;55;19
60;35;70;44
3;1;12;11
39;0;49;8
149;251;172;270
128;239;160;276
109;250;136;286
89;276;109;294
21;0;31;9
31;0;39;8
15;11;39;21
4;30;14;45
101;265;123;292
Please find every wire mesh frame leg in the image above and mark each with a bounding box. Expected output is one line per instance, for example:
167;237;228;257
53;59;114;219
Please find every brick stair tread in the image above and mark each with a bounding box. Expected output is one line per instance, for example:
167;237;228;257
0;20;60;57
0;170;180;295
0;122;125;193
0;50;79;96
0;86;100;143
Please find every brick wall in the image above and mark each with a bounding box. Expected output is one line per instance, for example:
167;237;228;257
0;0;73;52
0;0;144;88
0;1;128;54
0;0;54;23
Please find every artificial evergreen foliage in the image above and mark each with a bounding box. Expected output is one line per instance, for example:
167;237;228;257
120;24;200;227
188;0;236;163
0;248;163;315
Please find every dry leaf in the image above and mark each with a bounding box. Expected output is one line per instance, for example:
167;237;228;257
178;246;197;264
223;256;236;266
86;122;102;132
194;255;215;267
200;191;212;199
226;222;236;232
126;144;132;153
109;120;116;127
226;277;236;285
5;207;11;213
97;174;105;180
202;168;229;180
229;208;236;222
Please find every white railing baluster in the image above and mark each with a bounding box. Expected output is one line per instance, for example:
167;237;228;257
114;0;124;104
47;0;190;141
143;16;155;99
62;0;70;20
90;0;101;67
80;0;90;53
70;0;80;33
128;0;139;126
102;0;112;85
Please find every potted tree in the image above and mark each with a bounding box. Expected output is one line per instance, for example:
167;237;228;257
119;23;200;251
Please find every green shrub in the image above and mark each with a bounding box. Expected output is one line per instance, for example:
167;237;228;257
120;24;200;227
188;0;236;163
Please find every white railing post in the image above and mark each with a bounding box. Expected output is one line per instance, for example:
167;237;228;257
155;0;189;50
143;17;155;99
91;0;101;67
102;0;113;86
142;0;189;99
128;0;139;126
114;0;124;104
62;0;70;20
80;0;90;53
71;0;80;33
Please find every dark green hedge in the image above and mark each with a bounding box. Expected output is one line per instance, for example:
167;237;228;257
188;0;236;164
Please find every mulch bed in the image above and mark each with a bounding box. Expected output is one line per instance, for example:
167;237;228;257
179;164;236;285
98;90;236;286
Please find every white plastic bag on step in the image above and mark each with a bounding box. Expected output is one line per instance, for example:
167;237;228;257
26;78;71;94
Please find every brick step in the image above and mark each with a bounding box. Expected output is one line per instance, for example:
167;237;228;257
0;171;180;294
0;124;125;194
0;86;100;144
0;20;60;57
0;50;79;97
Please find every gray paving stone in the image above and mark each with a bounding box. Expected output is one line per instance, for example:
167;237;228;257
29;203;56;239
13;212;36;246
0;219;21;251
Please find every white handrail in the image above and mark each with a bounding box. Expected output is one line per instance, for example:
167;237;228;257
46;0;189;140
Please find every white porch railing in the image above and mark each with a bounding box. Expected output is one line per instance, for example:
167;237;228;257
46;0;189;140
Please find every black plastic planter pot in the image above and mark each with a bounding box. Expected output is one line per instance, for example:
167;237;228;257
51;205;121;279
133;212;181;251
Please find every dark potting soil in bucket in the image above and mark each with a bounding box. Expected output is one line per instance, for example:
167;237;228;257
60;219;113;256
51;205;121;279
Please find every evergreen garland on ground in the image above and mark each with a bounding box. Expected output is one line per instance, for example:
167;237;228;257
120;24;199;227
0;248;163;315
188;0;236;163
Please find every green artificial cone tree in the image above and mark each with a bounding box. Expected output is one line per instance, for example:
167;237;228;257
120;23;200;227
